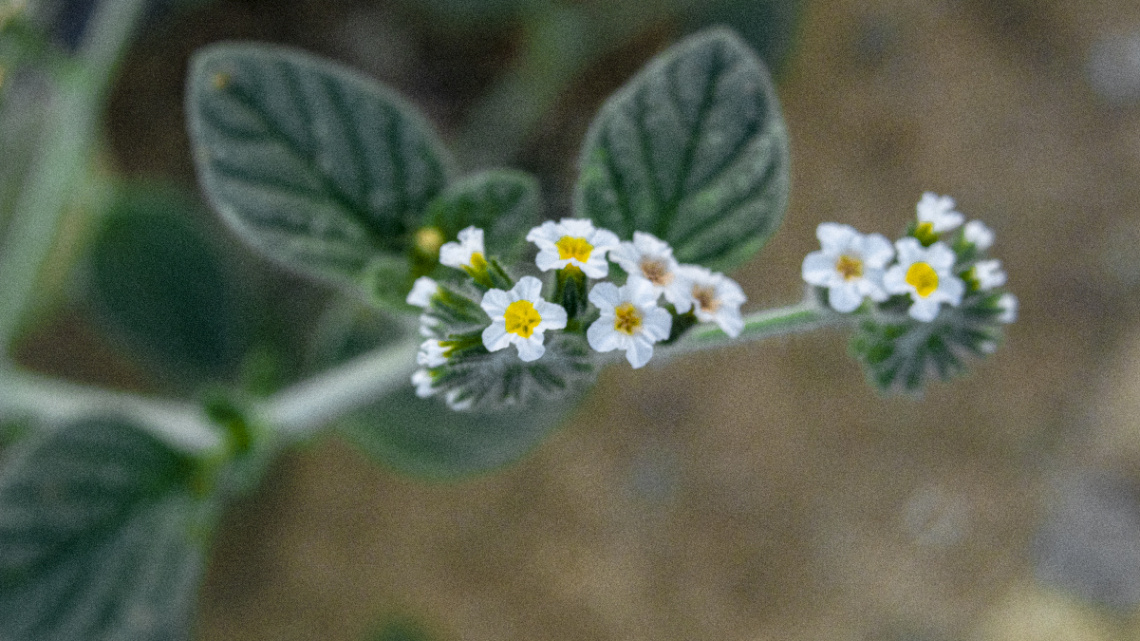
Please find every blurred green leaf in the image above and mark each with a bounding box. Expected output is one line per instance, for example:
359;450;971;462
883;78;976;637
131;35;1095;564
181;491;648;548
87;186;249;383
367;617;435;641
425;169;542;265
576;28;790;271
340;385;586;480
0;417;215;641
186;43;455;302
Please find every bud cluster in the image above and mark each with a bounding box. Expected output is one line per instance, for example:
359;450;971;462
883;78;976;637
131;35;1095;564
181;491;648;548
803;193;1017;391
407;219;746;409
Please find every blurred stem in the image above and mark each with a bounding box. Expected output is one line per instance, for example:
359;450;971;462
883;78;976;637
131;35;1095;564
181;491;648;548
667;299;852;356
0;365;224;454
260;335;420;443
0;0;147;352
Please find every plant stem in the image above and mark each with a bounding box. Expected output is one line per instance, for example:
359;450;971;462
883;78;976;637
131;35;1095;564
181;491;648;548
260;336;420;442
0;365;223;453
667;300;851;356
0;0;147;351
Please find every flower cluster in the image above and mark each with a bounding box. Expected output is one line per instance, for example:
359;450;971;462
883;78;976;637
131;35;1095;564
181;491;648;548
406;219;747;409
803;192;1017;391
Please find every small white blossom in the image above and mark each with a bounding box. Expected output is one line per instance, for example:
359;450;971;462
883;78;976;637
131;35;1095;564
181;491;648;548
406;276;440;308
917;192;964;233
417;339;448;367
884;238;965;322
412;369;435;398
963;220;994;250
676;266;746;337
997;293;1018;324
973;259;1006;290
444;389;474;411
439;226;487;271
587;280;672;368
526;218;620;278
480;276;567;362
609;231;691;308
801;222;894;313
418;314;441;337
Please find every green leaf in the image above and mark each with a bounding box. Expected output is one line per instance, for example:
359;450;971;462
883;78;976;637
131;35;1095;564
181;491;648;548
340;386;586;480
0;417;214;641
576;28;790;271
186;43;455;299
425;169;542;265
86;185;249;383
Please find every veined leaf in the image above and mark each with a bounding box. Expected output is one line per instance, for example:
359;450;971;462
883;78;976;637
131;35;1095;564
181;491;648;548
425;169;542;264
576;28;790;271
0;418;214;641
186;43;455;298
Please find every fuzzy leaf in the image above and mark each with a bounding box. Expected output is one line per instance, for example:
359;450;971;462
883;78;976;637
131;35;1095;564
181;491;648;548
186;43;454;298
340;386;586;480
0;418;213;641
425;169;542;264
87;186;249;383
576;28;789;271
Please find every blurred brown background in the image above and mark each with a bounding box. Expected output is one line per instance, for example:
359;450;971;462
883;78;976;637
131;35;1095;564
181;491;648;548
92;0;1140;639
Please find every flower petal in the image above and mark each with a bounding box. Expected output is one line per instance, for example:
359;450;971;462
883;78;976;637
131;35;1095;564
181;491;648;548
482;322;511;351
514;337;545;362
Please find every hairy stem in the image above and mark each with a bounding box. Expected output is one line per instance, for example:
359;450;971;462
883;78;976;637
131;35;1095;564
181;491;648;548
667;300;851;356
260;336;420;442
0;365;223;453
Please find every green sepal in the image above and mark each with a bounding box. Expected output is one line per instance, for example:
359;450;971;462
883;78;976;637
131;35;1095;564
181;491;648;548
851;291;1011;394
186;42;455;302
575;28;790;272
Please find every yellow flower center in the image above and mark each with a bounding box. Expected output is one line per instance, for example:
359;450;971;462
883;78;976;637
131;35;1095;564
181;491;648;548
613;303;642;335
835;254;863;281
504;300;542;338
639;258;673;286
905;262;939;298
414;226;444;255
556;236;593;263
692;285;720;313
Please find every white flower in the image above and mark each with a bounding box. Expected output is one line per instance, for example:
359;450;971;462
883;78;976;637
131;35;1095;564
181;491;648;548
801;222;894;313
480;276;567;362
608;231;691;308
586;280;672;368
963;220;994;250
417;339;448;367
675;266;746;337
884;238;966;322
418;314;441;337
406;276;440;308
916;192;964;234
973;259;1006;290
526;218;620;278
439;226;487;271
996;293;1018;324
412;369;435;398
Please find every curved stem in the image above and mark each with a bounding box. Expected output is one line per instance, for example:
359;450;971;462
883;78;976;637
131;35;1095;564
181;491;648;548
0;364;223;454
666;300;852;357
259;335;420;442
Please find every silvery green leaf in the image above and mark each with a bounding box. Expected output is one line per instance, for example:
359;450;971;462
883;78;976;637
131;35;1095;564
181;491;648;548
576;28;789;271
340;384;587;480
0;417;214;641
425;169;542;264
87;186;249;384
186;43;455;299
